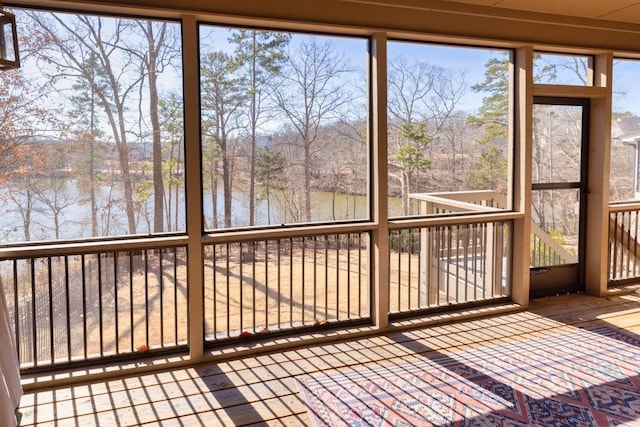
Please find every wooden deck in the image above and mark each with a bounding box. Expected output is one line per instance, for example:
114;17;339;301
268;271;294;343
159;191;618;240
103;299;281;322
17;288;640;426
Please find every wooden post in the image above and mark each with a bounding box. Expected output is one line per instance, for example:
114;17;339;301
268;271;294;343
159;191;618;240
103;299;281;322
371;33;389;329
182;15;205;361
585;53;613;296
511;46;534;307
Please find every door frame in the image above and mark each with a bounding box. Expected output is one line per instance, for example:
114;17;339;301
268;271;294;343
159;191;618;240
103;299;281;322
529;96;590;298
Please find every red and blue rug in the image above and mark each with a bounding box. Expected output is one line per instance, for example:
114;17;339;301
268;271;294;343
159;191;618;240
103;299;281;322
296;325;640;426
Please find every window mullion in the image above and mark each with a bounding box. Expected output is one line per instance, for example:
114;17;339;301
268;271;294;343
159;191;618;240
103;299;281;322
371;32;390;329
182;14;205;361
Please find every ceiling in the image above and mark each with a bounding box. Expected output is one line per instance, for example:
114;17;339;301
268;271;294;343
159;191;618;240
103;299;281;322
439;0;640;25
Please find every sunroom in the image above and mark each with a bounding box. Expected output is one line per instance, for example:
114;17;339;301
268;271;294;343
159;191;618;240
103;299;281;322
2;0;640;425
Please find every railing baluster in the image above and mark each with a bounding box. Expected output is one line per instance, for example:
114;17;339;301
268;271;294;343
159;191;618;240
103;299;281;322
30;258;36;367
239;242;244;333
158;249;164;346
98;254;104;357
538;235;543;267
335;234;340;320
620;211;625;278
408;230;413;309
172;249;178;344
114;252;119;354
47;257;54;364
226;243;230;338
144;249;149;349
209;245;215;341
396;231;401;310
446;226;452;304
324;235;328;321
65;256;71;362
81;255;87;361
453;225;460;303
624;212;630;278
289;238;293;328
129;251;134;352
264;240;269;331
301;237;306;325
436;226;442;306
251;242;256;332
629;211;638;276
358;233;363;316
614;212;621;279
313;236;318;322
12;261;20;364
463;224;469;302
277;239;281;330
347;234;352;319
483;223;489;299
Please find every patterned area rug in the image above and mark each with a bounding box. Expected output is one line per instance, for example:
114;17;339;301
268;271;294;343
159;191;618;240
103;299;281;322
296;326;640;426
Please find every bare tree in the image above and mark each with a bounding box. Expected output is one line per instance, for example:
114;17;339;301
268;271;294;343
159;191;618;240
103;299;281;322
28;12;145;234
5;178;37;242
388;56;467;136
158;94;184;231
387;55;467;212
438;111;475;185
0;61;61;242
200;51;248;228
33;178;77;240
273;38;353;222
230;30;290;226
125;21;181;232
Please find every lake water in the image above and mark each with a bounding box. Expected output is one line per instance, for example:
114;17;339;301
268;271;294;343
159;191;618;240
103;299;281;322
0;179;404;242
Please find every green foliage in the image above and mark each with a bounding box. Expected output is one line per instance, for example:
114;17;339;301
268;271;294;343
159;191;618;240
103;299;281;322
200;50;248;119
230;30;291;78
612;111;636;120
466;55;510;144
256;147;285;189
470;146;507;191
396;121;432;183
68;53;110;129
397;143;432;176
549;229;576;256
158;93;184;184
530;229;574;267
162;159;182;186
136;162;154;203
228;30;290;225
400;122;431;147
549;229;565;245
201;133;220;181
389;229;420;254
467;53;558;145
158;94;184;138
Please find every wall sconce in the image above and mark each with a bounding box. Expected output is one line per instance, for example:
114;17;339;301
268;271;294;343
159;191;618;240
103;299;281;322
0;4;20;70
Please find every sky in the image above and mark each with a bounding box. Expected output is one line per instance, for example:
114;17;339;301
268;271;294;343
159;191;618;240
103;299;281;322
612;59;640;115
17;8;640;124
198;25;502;113
200;24;640;117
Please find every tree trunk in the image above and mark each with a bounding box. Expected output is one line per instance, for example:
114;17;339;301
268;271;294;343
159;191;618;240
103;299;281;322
90;85;98;237
211;158;219;229
221;134;233;228
248;34;257;227
114;118;137;234
146;22;165;233
304;142;312;222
